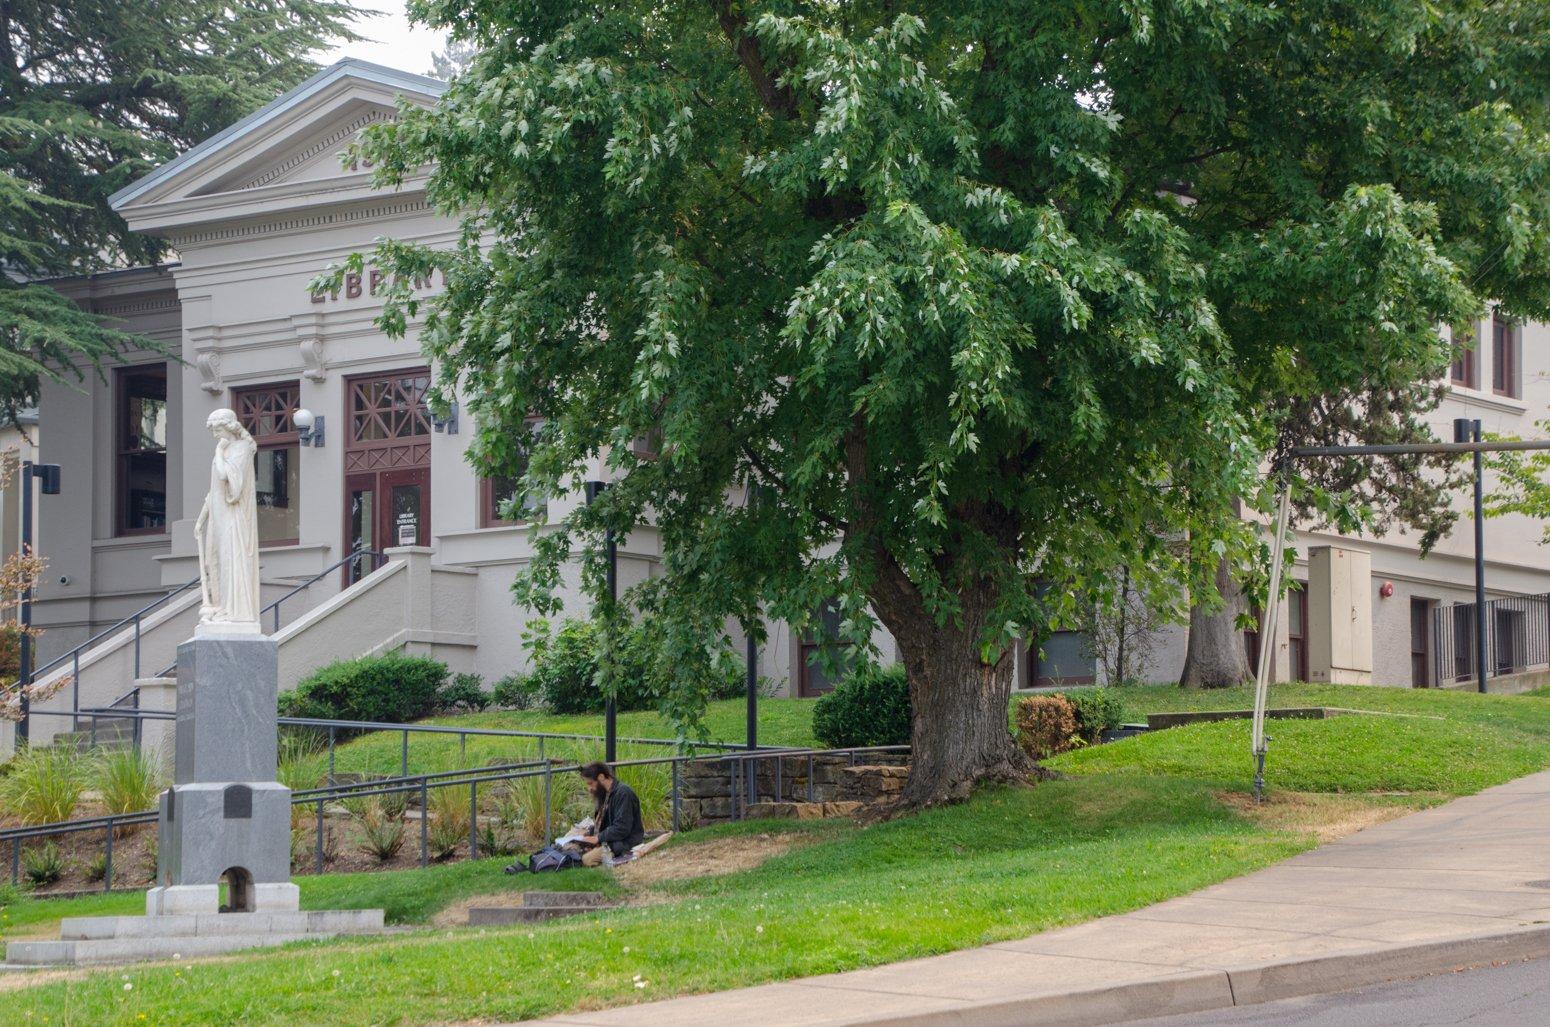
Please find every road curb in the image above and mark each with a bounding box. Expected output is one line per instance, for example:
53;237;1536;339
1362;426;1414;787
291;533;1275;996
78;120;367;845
844;922;1550;1026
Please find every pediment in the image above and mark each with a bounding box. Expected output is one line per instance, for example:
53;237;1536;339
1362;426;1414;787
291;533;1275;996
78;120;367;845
191;101;394;196
111;60;444;233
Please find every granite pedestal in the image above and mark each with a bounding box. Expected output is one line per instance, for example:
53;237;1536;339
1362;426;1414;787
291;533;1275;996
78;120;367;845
146;634;297;915
3;631;386;966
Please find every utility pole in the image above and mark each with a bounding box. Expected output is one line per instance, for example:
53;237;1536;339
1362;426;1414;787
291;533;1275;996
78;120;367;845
15;461;62;746
584;480;617;761
1454;419;1487;694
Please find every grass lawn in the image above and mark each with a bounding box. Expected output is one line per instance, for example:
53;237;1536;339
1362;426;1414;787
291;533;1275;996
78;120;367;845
282;697;820;784
1051;683;1550;794
7;682;1550;1024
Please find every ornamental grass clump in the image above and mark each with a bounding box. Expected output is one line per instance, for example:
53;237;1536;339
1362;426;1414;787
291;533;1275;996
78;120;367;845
1014;695;1078;761
93;747;165;816
1;745;87;825
427;785;469;860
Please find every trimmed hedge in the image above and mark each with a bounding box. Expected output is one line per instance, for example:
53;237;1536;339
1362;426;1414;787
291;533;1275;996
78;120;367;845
1059;687;1124;743
812;664;912;748
438;673;490;713
278;653;448;725
1014;694;1077;760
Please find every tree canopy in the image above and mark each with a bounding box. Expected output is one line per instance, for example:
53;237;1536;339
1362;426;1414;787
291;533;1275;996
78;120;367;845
347;0;1550;804
0;0;360;425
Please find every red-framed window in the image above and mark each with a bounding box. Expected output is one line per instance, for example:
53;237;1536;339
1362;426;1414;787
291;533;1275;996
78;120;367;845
115;365;168;536
1493;312;1521;398
233;382;301;547
1450;323;1477;389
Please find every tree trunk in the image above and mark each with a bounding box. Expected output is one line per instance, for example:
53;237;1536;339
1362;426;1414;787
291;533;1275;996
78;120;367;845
871;582;1035;808
1179;554;1252;688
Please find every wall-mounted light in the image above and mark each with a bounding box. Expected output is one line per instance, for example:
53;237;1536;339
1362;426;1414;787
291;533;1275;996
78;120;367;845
432;401;459;435
294;408;325;448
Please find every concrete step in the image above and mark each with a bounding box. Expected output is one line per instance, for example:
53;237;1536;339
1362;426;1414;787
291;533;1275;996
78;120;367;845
8;909;386;966
59;909;384;940
7;933;319;966
522;891;611;909
468;904;619;926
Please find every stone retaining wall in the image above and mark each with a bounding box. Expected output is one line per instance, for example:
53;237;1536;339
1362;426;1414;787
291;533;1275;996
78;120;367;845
677;753;909;827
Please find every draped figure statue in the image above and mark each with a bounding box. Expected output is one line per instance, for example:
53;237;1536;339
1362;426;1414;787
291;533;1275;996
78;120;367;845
195;408;261;630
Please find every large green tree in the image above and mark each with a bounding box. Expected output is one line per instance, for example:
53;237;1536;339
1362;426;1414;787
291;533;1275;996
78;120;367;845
0;0;360;425
346;1;1550;805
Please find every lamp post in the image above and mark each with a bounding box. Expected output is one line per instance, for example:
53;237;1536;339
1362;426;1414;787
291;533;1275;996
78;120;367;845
584;481;617;762
15;461;62;746
1454;418;1486;694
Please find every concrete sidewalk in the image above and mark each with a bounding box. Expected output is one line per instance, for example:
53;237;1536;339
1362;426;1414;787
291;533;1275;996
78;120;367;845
527;771;1550;1026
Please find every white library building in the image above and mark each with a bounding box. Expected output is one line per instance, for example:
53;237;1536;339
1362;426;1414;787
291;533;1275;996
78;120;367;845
6;60;1550;753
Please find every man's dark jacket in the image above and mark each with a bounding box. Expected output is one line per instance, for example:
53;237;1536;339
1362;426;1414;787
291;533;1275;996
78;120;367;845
597;780;645;856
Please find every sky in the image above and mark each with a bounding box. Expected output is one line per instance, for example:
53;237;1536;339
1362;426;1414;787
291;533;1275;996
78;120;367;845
317;1;450;75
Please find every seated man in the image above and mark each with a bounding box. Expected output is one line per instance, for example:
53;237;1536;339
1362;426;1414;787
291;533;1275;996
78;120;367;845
577;761;644;867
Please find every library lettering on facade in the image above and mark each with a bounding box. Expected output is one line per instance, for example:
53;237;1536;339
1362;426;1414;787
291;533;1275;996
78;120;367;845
7;60;1549;750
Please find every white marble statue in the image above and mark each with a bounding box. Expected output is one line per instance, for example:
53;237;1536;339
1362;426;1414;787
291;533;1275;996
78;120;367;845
195;408;261;632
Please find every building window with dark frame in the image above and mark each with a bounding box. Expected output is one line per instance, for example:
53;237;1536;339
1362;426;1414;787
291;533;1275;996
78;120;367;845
798;601;854;697
1493;312;1521;398
1286;585;1309;681
1449;323;1477;389
479;418;547;527
1244;584;1308;681
115;365;168;535
234;382;301;546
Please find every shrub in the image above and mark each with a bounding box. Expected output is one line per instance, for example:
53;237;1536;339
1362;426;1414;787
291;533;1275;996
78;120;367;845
438;673;489;713
812;664;912;749
93;748;165;816
22;841;64;886
530;620;655;714
1059;688;1125;743
491;673;542;710
1;745;86;825
279;653;449;725
84;852;109;883
1015;695;1078;760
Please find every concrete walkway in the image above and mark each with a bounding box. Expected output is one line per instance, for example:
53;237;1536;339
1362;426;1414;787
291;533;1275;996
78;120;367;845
528;771;1550;1026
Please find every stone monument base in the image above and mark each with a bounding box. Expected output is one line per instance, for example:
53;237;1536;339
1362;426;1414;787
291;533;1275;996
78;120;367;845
4;909;385;967
146;881;299;917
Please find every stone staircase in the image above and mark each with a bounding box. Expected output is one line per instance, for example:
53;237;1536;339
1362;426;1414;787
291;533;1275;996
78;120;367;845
467;891;620;926
5;909;386;966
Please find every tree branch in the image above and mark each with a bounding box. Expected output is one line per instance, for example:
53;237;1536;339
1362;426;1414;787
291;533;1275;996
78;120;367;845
708;0;798;120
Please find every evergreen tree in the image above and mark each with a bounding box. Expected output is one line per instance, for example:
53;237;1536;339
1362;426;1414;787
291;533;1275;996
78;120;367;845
0;0;361;425
344;1;1550;805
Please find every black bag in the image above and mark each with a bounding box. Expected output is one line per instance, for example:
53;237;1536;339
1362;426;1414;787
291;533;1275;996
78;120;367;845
527;845;582;873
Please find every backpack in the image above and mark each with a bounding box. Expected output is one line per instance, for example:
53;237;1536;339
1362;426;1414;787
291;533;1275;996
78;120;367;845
527;845;582;873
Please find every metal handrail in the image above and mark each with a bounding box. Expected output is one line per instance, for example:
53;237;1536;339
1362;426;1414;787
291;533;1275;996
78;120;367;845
16;577;201;712
1;743;909;891
152;546;388;677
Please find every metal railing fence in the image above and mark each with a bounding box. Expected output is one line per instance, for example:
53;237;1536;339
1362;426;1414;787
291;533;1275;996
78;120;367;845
1433;592;1550;686
1;744;907;893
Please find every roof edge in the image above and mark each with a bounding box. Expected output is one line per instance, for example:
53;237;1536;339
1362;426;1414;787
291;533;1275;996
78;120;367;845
109;59;445;211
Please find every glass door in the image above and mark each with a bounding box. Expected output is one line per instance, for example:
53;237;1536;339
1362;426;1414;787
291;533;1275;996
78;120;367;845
381;468;430;549
345;472;377;584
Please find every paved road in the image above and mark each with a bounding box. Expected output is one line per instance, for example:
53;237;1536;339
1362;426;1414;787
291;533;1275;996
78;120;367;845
1132;956;1550;1026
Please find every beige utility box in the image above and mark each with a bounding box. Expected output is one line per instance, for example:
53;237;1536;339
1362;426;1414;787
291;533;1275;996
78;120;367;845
1307;545;1373;684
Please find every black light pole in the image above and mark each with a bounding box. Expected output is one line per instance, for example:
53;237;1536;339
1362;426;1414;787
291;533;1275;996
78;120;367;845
745;623;758;751
584;480;617;762
1454;418;1487;694
15;461;62;746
